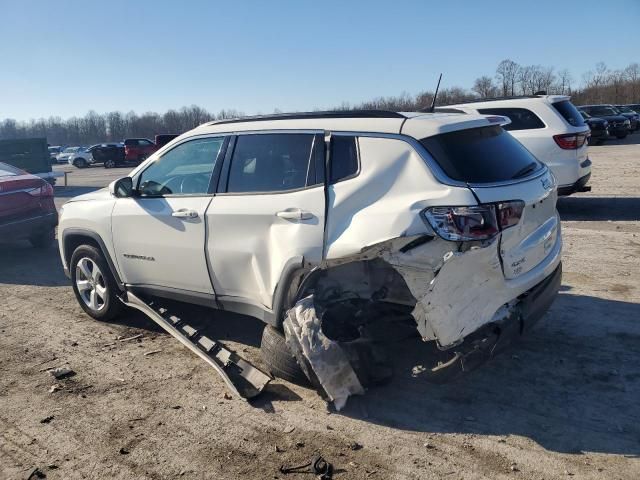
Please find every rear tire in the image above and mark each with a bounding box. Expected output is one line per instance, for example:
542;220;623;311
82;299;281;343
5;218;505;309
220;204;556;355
29;228;55;248
260;325;308;386
74;158;88;168
70;245;123;321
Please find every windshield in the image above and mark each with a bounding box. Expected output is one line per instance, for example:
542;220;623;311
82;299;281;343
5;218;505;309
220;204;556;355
420;125;543;183
587;106;620;116
63;147;80;153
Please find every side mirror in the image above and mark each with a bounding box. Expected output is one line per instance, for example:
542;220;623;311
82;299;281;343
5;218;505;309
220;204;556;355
109;177;134;198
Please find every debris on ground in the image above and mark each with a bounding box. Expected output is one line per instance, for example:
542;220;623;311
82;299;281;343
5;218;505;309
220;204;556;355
348;441;363;451
221;392;232;400
27;468;46;479
49;367;75;380
143;350;162;356
48;384;62;393
40;415;54;424
118;334;143;342
119;447;130;455
279;454;333;479
283;425;295;434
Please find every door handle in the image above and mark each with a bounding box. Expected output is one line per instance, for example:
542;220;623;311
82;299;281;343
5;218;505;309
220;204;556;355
172;209;198;219
275;208;313;221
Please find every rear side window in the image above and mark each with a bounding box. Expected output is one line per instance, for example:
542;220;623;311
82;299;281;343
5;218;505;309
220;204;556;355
420;126;542;183
477;108;545;131
330;136;358;183
227;134;314;193
552;101;586;127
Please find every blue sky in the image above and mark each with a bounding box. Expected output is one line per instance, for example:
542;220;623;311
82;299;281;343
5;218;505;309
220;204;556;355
1;0;638;121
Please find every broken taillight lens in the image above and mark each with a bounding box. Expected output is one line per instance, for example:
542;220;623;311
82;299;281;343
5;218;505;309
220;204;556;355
423;205;499;241
424;201;524;241
496;200;525;229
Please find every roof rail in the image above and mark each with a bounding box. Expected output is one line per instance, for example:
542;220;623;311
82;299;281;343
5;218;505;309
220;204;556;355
206;110;407;126
443;94;546;105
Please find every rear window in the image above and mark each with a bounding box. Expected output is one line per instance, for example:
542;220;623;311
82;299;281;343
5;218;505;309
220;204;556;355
420;126;542;183
477;108;545;131
0;162;20;177
330;136;358;182
552;100;586;127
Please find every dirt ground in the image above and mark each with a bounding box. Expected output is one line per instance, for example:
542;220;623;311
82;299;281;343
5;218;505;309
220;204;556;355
1;138;639;480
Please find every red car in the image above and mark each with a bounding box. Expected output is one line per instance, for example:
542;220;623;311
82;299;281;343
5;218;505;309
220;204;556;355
0;162;57;248
124;138;157;162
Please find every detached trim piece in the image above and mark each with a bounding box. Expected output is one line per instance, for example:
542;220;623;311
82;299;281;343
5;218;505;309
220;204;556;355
123;291;271;399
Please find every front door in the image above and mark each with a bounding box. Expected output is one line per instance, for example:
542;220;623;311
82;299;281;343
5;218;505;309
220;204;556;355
111;136;226;294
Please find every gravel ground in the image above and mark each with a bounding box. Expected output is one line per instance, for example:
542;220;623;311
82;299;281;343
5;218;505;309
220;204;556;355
1;138;639;479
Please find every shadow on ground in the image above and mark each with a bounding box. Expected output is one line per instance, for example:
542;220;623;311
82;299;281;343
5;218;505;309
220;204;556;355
558;196;640;221
3;239;639;457
337;293;640;457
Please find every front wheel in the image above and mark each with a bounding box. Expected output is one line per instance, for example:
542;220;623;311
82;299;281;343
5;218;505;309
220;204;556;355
74;158;88;168
104;159;115;168
260;325;309;386
70;245;123;321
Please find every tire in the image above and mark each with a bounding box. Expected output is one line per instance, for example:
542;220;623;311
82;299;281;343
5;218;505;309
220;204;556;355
74;158;88;168
137;154;147;163
70;245;123;321
104;159;115;168
29;228;55;249
260;325;308;385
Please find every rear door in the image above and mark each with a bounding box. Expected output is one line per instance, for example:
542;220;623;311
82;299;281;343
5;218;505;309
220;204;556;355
206;132;325;308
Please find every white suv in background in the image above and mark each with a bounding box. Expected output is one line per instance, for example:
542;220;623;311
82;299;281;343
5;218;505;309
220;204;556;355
57;111;562;408
440;95;592;196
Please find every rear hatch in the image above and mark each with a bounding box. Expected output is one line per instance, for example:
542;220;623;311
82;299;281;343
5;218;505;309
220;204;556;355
420;125;559;279
0;164;46;224
550;100;590;178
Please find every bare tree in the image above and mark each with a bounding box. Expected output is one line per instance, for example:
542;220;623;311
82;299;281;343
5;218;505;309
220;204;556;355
496;59;520;96
556;69;573;94
472;76;498;98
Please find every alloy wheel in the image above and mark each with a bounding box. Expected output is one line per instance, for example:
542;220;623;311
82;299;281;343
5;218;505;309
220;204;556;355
75;257;107;311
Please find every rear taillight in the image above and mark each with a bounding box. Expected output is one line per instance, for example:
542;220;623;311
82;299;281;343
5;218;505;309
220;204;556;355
27;182;54;197
424;200;524;241
496;200;525;229
553;133;589;149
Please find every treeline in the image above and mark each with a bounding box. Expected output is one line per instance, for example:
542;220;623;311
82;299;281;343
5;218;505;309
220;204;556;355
1;60;639;146
0;106;244;146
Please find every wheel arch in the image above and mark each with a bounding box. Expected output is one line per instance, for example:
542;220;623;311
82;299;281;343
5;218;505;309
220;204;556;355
62;228;125;292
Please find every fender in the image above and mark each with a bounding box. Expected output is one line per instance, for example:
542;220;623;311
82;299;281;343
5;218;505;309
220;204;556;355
61;228;125;292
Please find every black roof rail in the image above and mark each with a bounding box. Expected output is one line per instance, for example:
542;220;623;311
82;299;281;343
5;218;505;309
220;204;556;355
207;110;407;126
442;94;546;106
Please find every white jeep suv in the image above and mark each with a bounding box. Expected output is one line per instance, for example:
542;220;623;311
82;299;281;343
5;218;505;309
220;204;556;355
58;111;562;408
440;95;592;196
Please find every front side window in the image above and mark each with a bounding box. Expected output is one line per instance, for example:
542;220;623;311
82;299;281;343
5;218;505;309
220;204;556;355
138;137;223;196
477;107;545;131
226;134;314;193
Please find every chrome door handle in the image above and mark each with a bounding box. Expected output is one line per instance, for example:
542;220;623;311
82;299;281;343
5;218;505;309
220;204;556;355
172;209;198;219
275;209;313;221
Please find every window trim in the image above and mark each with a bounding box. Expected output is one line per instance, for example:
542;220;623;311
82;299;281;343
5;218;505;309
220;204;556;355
216;130;325;196
476;107;547;131
133;134;229;199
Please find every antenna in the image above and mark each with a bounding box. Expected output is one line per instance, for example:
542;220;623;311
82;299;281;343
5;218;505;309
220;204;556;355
429;73;443;113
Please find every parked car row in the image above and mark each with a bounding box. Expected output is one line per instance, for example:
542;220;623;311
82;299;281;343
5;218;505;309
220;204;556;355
59;134;180;169
577;104;639;144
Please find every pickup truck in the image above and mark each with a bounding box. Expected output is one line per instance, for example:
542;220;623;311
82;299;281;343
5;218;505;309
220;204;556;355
0;138;62;185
